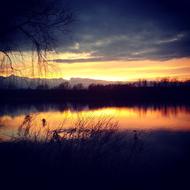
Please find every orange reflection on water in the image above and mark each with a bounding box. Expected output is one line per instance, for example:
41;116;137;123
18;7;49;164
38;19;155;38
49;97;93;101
0;107;190;139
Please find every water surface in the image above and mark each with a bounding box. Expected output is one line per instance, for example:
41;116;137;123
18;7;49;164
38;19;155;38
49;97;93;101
0;103;190;140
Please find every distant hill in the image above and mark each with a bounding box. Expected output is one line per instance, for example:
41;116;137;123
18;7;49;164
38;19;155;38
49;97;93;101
70;77;116;87
0;75;117;89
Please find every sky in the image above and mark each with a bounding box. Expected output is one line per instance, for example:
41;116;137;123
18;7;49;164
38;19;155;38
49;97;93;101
2;0;190;81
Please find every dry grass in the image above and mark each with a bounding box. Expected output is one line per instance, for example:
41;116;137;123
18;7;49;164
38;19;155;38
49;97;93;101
12;114;143;164
0;114;145;190
15;114;119;142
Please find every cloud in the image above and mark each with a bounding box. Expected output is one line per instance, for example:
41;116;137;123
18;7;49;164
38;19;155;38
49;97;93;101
49;57;112;64
2;0;190;62
53;0;190;62
52;31;190;63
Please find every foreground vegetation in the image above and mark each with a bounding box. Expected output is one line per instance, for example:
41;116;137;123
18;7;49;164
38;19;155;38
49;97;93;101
0;115;190;190
0;116;143;189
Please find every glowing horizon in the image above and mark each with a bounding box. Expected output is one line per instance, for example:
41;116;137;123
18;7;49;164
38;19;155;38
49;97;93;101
1;52;190;81
1;51;190;82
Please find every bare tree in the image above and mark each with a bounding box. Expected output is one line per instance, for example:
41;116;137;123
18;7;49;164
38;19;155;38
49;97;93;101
0;0;74;75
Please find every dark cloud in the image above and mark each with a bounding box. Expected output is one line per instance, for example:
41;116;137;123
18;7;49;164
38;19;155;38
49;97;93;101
1;0;190;61
54;0;190;62
49;57;112;64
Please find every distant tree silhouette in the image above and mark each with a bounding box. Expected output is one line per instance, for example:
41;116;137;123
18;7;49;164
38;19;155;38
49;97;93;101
36;84;49;89
73;83;84;90
0;0;74;75
56;81;70;89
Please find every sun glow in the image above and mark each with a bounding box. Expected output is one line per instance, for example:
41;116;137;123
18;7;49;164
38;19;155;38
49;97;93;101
1;51;190;81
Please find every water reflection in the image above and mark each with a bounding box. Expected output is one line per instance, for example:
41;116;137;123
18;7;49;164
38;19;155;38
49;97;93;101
0;103;190;140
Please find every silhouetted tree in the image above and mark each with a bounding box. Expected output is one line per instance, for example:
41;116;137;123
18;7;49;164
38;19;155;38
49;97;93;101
0;0;74;74
36;84;49;89
56;81;70;89
73;83;84;90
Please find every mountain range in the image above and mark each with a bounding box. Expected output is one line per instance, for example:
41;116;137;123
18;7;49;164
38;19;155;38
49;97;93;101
0;75;117;89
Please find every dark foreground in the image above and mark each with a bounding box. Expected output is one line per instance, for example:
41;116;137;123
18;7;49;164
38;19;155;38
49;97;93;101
1;130;190;190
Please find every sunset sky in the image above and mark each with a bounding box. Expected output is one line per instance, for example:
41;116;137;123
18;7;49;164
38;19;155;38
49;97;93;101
2;0;190;81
